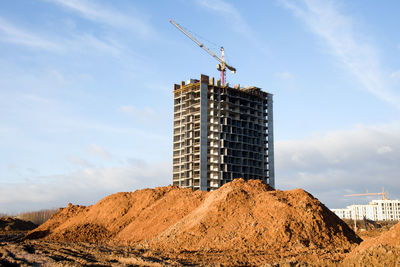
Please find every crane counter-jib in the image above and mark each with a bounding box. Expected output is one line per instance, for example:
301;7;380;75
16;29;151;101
169;19;236;85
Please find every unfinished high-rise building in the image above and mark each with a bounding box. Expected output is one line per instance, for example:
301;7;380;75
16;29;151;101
172;74;274;190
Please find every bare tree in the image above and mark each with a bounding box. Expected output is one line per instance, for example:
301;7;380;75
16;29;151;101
17;209;58;225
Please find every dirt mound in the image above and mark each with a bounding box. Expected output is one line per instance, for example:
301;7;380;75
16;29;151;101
344;222;400;266
358;221;400;248
26;179;361;265
26;186;205;244
0;217;37;231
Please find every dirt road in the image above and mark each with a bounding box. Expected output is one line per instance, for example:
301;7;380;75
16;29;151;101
0;239;183;266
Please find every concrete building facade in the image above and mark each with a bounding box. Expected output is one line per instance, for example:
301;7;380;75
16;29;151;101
172;74;274;191
332;199;400;221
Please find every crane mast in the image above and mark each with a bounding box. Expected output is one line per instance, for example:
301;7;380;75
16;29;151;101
169;19;236;85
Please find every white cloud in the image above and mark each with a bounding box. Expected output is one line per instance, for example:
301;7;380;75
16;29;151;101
48;70;66;84
276;122;400;208
0;90;168;143
7;163;17;170
195;0;267;55
376;146;392;155
275;71;294;80
20;93;52;104
118;105;158;121
0;16;124;55
280;0;400;109
68;156;92;168
390;70;400;80
85;144;112;160
47;0;154;38
0;160;170;213
144;81;171;94
67;33;124;56
196;0;243;26
0;17;60;50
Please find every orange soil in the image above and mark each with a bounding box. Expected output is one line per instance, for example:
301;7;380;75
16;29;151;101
26;178;362;265
343;221;400;266
356;222;400;249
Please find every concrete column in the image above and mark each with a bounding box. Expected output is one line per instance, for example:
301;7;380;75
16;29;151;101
199;74;209;191
267;93;275;188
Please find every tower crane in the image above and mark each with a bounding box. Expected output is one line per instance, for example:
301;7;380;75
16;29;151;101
169;19;236;86
344;187;388;200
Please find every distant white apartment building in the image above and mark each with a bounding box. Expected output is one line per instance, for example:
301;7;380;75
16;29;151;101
332;199;400;221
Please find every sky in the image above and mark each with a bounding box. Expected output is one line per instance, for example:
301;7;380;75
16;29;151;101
1;0;400;213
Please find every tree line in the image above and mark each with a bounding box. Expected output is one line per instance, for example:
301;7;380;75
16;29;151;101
1;209;58;225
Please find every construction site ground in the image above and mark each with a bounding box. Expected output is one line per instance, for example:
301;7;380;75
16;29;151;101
1;179;399;266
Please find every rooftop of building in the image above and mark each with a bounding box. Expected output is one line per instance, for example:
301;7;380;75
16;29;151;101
174;74;271;97
331;199;400;210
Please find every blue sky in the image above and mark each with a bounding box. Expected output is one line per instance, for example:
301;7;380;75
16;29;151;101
1;0;400;213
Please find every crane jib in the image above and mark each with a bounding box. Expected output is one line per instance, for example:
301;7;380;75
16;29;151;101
169;18;236;84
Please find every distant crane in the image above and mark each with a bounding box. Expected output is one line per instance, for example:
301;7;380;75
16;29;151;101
344;187;388;231
344;187;388;200
169;19;236;86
